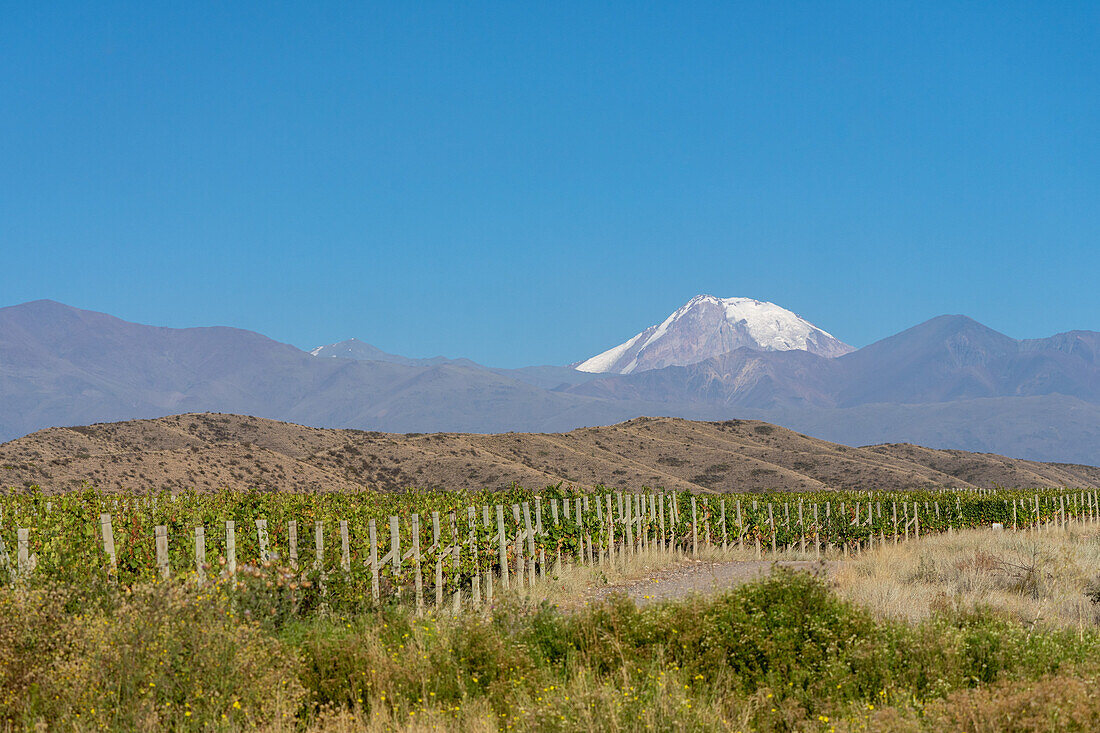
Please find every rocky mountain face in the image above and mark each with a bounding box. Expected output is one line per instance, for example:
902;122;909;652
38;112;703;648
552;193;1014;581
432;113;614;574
574;295;853;374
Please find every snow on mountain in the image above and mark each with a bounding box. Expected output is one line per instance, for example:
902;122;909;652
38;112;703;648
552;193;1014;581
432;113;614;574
574;295;853;374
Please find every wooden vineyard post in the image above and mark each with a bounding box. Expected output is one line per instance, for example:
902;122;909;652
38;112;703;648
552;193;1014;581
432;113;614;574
483;506;494;604
452;542;461;614
646;495;656;554
575;497;584;564
737;500;744;552
867;502;873;549
256;519;269;562
892;503;898;544
391;515;403;599
508;506;521;585
840;503;848;557
369;519;380;602
585;495;594;565
155;525;169;580
413;513;424;614
690;497;698;557
535;497;547;575
658;494;666;554
625;495;634;557
434;511;444;606
195;526;206;583
312;521;322;573
1012;502;1017;532
340;520;351;573
754;503;762;559
450;509;460;611
288;520;298;569
606;495;616;563
798;502;805;554
511;505;525;588
704;498;711;548
1034;495;1040;532
551;498;563;571
523;502;535;586
813;504;820;559
913;503;920;540
633;494;640;554
784;503;791;551
17;528;30;577
595;496;605;564
100;513;117;583
721;499;728;551
227;521;237;576
768;504;776;554
390;515;401;579
467;507;480;606
496;505;509;590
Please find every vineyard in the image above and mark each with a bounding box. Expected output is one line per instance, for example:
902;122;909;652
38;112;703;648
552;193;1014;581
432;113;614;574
2;485;1097;610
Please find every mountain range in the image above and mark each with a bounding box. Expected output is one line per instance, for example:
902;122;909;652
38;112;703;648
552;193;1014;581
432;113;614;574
2;297;1099;464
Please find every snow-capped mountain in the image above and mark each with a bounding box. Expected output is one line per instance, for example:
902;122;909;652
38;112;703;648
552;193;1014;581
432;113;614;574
574;295;853;374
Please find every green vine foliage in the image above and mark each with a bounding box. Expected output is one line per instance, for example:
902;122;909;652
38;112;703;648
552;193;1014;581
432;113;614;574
0;485;1094;611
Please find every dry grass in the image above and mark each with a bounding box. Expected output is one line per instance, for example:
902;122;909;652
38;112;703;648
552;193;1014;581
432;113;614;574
834;521;1100;629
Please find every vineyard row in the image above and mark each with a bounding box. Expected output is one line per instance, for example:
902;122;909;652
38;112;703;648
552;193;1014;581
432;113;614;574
1;487;1097;609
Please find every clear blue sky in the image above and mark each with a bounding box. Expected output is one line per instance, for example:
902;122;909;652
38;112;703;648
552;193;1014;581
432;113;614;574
2;2;1098;367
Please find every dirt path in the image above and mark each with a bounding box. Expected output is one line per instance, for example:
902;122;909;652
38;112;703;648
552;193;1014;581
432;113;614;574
583;558;837;607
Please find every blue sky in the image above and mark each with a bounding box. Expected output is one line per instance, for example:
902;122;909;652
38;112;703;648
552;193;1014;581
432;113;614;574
2;2;1098;367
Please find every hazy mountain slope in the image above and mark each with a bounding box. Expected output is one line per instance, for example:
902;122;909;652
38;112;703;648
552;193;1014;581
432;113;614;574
310;338;464;367
567;347;839;408
3;413;1096;494
310;337;601;390
0;301;670;441
833;316;1100;405
746;394;1100;464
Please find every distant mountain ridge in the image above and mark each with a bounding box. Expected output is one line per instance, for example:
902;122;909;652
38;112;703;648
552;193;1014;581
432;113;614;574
2;299;1100;464
574;295;853;374
311;338;477;368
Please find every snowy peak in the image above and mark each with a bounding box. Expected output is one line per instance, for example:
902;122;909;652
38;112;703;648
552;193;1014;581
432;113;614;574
574;295;853;374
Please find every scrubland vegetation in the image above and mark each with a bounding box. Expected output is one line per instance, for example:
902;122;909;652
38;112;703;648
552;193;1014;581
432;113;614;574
1;523;1098;732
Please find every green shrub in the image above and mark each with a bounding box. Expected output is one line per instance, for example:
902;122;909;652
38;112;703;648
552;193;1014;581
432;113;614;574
0;580;303;731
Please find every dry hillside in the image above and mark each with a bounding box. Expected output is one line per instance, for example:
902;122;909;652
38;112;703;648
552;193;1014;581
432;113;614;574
1;413;1098;494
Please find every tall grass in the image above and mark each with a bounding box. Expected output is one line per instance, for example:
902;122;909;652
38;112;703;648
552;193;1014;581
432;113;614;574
1;564;1098;731
834;524;1100;628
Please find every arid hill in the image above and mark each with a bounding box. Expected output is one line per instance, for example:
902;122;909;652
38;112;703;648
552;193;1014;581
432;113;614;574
2;413;1097;494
